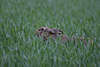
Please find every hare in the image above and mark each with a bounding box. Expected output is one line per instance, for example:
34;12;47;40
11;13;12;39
35;27;94;45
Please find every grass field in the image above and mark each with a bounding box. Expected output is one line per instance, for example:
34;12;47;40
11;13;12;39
0;0;100;67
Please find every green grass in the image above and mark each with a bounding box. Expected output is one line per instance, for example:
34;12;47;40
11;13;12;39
0;0;100;67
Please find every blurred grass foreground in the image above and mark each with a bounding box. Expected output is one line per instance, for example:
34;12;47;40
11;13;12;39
0;0;100;67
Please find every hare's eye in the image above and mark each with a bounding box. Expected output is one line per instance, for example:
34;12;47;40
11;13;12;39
41;28;44;31
39;28;44;31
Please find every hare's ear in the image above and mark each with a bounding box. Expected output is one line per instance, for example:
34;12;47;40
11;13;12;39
48;29;55;34
58;30;63;35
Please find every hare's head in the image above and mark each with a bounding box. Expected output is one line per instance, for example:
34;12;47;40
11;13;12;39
35;27;48;37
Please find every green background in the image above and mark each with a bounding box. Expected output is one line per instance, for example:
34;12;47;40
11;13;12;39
0;0;100;67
